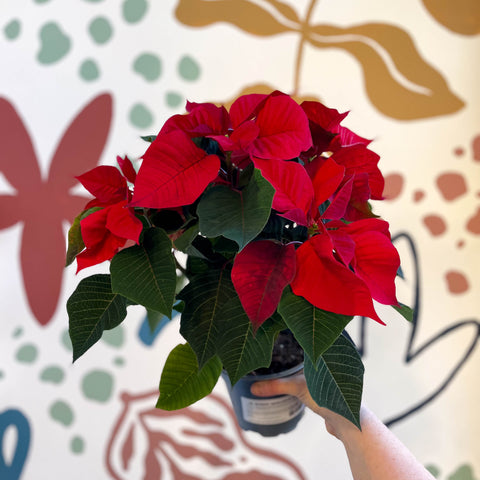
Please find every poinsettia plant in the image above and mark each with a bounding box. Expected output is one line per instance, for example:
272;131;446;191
66;90;410;429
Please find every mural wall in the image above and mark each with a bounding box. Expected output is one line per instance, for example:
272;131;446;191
1;1;479;478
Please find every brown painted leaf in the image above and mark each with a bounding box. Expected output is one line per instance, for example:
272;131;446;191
306;23;464;119
421;0;480;35
263;0;300;24
175;0;298;36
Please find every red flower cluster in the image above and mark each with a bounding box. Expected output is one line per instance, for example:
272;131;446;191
75;156;143;272
75;91;399;327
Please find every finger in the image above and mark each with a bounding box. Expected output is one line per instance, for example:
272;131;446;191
250;378;301;397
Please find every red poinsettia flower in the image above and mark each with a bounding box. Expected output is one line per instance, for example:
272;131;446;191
75;159;143;272
290;218;399;323
300;101;384;221
213;91;312;163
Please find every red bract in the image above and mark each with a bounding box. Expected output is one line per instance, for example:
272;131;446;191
231;240;296;329
331;219;400;306
290;232;385;324
233;93;312;161
76;200;142;272
160;101;230;138
75;162;143;272
76;165;128;207
130;130;221;209
254;157;314;226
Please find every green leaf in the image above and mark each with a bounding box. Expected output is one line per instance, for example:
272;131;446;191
304;334;364;429
216;297;285;384
178;267;236;368
197;169;274;250
392;302;414;322
110;228;176;317
156;343;222;410
173;223;205;257
279;288;353;366
65;207;102;267
65;213;84;267
146;308;167;333
141;134;157;143
67;274;128;362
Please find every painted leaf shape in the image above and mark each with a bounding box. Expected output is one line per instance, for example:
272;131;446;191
197;169;274;250
110;228;176;317
156;343;222;410
67;274;128;361
304;334;364;428
130;130;220;209
278;288;352;365
231;240;296;328
175;0;298;36
178;267;237;368
307;23;464;119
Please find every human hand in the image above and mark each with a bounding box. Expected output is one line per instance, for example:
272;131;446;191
250;374;358;440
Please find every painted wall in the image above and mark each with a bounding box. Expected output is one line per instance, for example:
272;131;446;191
1;1;479;479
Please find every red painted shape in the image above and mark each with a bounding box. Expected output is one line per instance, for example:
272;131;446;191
0;94;113;325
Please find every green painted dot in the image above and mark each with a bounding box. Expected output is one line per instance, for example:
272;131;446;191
133;53;162;81
166;92;183;108
129;103;153;128
40;366;65;384
122;0;148;23
16;344;38;363
79;59;100;81
426;465;440;478
0;371;4;380
178;55;200;81
12;327;23;338
70;435;85;454
83;0;103;2
448;465;476;480
61;330;72;351
50;400;74;426
113;356;125;366
4;19;21;40
81;370;113;403
102;326;124;348
37;22;71;64
88;17;112;44
34;0;51;3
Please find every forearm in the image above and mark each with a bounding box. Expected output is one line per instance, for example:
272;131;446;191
330;406;435;480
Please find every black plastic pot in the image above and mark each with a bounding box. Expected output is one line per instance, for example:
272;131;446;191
222;362;305;436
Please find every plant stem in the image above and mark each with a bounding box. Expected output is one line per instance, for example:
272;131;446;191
293;0;318;96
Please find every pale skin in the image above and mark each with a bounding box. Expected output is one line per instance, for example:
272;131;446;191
251;375;435;480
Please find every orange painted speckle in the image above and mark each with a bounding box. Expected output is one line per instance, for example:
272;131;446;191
445;270;469;294
436;172;467;201
423;214;447;236
457;240;465;248
383;173;404;200
454;146;464;156
413;190;425;202
466;207;480;234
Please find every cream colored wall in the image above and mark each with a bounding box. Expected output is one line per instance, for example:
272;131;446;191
1;1;479;479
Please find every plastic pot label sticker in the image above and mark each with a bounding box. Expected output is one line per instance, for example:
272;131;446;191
240;395;304;425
